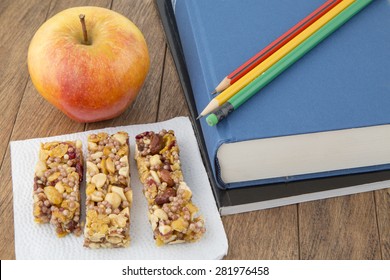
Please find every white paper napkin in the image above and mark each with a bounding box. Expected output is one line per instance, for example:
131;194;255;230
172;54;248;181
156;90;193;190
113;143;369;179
10;117;228;260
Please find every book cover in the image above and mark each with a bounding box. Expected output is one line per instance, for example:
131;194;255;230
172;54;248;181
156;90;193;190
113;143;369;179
155;0;390;214
172;0;390;189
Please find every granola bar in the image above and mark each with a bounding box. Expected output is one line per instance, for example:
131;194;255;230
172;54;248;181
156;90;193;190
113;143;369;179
33;140;83;237
135;130;205;246
84;132;132;248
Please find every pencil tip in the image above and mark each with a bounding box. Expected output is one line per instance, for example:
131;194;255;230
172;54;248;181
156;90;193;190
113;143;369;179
196;115;202;120
211;90;217;95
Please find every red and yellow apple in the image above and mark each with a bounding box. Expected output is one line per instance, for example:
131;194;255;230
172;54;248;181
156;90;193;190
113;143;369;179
27;6;150;122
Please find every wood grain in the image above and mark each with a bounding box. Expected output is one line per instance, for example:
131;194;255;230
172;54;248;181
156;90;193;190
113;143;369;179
0;154;15;259
47;0;112;16
375;188;390;259
299;193;381;259
222;207;299;259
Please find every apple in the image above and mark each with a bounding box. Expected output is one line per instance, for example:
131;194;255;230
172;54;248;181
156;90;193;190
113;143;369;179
27;6;150;122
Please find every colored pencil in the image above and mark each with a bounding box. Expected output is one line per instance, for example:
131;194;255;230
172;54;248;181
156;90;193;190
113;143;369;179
206;0;373;126
212;0;342;94
197;0;354;119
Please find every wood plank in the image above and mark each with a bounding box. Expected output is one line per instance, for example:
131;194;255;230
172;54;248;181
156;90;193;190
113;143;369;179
222;206;299;259
0;0;112;260
47;0;112;15
86;0;166;130
375;188;390;259
0;154;15;259
299;193;381;259
0;0;51;166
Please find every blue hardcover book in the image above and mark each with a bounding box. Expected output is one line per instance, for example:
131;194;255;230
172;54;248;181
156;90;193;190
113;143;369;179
172;0;390;190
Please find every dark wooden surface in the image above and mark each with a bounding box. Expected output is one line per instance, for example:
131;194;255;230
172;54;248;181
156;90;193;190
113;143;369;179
0;0;389;260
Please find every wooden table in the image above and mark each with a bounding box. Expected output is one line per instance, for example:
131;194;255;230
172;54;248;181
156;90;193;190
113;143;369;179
1;0;389;260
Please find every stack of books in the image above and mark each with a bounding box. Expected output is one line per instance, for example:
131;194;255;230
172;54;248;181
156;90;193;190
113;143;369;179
156;0;390;214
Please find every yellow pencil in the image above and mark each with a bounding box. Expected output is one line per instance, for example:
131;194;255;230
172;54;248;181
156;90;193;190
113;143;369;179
198;0;355;119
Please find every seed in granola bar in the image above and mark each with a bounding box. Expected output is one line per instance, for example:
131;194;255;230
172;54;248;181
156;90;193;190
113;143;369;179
162;205;169;213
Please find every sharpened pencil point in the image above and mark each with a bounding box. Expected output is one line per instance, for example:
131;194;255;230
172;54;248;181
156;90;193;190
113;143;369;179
196;115;202;120
211;90;217;95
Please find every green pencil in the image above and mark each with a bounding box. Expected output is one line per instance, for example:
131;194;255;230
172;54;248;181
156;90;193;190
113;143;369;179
206;0;373;127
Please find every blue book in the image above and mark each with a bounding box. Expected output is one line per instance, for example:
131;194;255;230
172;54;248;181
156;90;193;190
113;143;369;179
156;0;390;214
171;0;390;190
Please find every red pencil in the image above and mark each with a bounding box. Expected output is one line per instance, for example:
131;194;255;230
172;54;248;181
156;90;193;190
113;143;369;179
212;0;342;94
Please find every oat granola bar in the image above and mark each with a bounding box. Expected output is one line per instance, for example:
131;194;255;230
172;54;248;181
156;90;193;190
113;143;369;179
135;130;205;246
84;132;132;248
33;140;83;237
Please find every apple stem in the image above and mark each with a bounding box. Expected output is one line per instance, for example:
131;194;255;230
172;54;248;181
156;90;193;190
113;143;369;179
79;14;89;44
